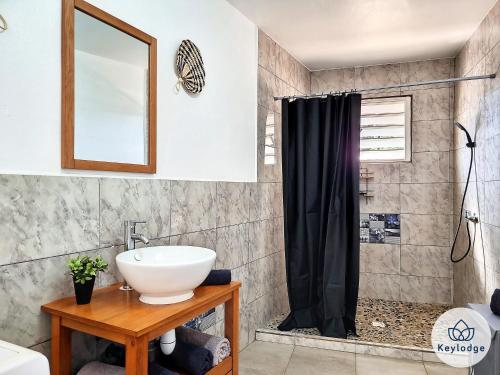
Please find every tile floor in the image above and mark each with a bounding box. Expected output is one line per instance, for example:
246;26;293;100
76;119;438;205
239;342;468;375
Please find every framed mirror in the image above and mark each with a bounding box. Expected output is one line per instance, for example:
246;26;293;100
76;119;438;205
62;0;157;173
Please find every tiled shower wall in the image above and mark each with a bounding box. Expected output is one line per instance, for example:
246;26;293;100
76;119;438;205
252;30;310;332
0;30;309;368
257;30;310;187
452;0;500;306
311;59;455;305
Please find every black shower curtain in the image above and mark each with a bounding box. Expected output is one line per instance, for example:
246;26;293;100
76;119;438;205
278;94;361;338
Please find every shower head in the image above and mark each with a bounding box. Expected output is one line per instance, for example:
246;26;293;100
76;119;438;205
454;122;476;148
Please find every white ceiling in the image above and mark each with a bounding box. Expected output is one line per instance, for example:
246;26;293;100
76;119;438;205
227;0;497;70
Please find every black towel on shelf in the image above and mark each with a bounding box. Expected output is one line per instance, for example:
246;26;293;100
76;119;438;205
201;269;231;286
101;343;126;367
491;289;500;315
101;343;179;375
149;362;179;375
160;341;213;375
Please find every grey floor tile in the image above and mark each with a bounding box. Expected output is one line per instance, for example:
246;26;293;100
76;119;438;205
239;343;466;375
285;346;355;375
356;354;427;375
424;362;469;375
241;368;275;375
240;341;294;374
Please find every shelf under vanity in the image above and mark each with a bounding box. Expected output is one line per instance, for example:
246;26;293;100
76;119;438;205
42;282;241;375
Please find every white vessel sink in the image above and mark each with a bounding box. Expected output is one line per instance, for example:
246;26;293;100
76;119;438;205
116;246;216;304
0;340;49;375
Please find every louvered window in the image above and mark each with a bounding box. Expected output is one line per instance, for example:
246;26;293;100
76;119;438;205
264;112;276;165
360;96;411;162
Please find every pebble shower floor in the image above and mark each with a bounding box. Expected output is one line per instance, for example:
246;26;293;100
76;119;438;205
265;298;450;348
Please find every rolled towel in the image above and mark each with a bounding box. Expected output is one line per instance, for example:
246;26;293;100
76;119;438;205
77;361;124;375
176;326;231;366
160;341;213;375
491;289;500;315
201;269;231;286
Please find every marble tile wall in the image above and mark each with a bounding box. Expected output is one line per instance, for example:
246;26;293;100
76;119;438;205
312;58;455;304
257;31;310;185
0;177;285;369
452;0;500;306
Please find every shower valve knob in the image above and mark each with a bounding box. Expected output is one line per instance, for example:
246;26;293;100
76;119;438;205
465;210;479;223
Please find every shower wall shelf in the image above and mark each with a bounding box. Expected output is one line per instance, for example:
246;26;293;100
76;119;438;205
360;170;374;179
359;168;374;203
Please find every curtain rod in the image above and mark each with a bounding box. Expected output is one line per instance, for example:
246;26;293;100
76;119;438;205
273;73;496;101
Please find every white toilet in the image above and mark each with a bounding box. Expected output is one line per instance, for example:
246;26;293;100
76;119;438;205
0;340;49;375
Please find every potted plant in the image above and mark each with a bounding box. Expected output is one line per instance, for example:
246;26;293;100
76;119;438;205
68;255;108;305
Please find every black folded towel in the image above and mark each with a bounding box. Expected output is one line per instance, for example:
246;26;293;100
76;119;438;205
160;341;213;375
491;289;500;315
201;269;231;286
149;362;179;375
101;343;126;367
78;362;178;375
101;343;178;375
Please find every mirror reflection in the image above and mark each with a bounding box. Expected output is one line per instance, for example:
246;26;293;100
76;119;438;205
74;10;149;165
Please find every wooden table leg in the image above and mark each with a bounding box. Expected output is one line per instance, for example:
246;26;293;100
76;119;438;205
50;316;71;375
225;289;239;375
125;336;148;375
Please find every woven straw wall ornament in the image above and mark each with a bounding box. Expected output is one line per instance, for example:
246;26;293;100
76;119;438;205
175;39;205;94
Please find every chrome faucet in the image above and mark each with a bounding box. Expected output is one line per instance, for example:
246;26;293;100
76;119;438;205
120;220;150;291
124;220;150;250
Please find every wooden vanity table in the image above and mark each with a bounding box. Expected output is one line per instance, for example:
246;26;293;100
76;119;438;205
42;282;240;375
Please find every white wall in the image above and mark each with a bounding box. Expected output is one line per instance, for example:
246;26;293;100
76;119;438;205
0;0;258;181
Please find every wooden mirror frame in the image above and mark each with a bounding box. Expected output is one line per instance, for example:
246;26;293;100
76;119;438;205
61;0;157;173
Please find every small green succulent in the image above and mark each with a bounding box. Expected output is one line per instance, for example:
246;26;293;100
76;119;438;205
68;255;108;285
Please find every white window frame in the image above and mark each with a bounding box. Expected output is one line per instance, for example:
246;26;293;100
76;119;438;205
360;95;412;163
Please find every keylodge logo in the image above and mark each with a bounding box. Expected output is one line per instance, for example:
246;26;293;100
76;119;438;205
448;319;475;342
